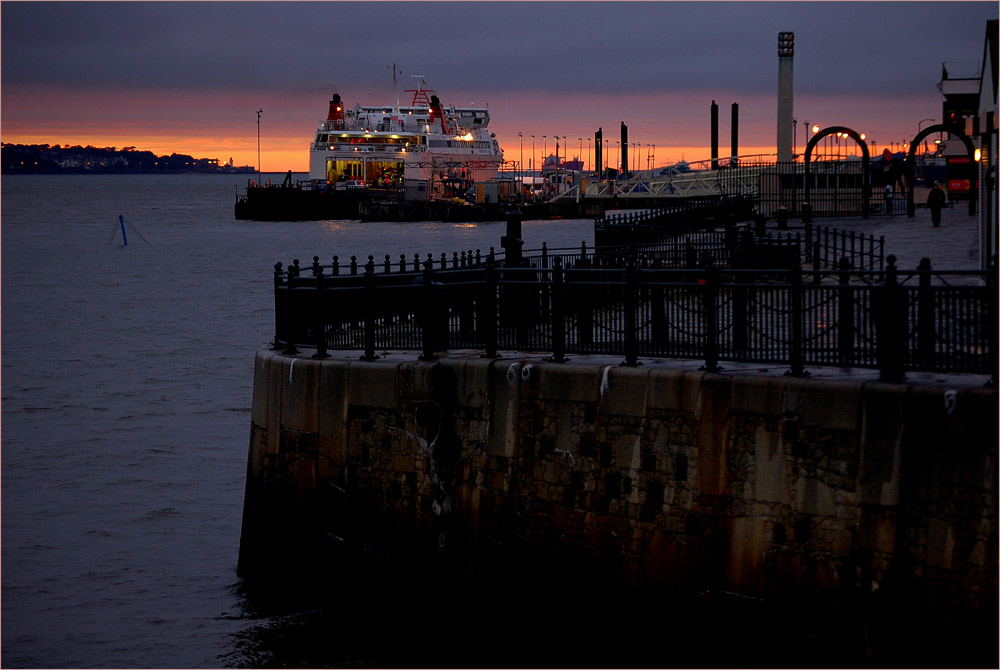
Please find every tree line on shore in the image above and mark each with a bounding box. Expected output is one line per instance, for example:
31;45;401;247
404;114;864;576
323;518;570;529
1;143;254;174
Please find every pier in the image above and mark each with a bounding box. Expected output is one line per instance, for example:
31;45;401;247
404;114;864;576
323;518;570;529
239;203;997;665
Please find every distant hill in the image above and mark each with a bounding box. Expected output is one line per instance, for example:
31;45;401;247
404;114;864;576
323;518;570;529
1;143;255;174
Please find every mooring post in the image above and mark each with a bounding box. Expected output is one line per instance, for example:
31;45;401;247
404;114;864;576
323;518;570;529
501;209;524;268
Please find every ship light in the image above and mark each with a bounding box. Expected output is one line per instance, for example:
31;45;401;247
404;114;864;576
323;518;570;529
455;132;474;141
974;148;981;162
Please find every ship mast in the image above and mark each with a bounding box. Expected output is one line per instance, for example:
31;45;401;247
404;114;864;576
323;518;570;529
392;63;400;116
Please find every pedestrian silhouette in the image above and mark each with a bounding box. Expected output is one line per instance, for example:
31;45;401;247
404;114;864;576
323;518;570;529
927;181;946;227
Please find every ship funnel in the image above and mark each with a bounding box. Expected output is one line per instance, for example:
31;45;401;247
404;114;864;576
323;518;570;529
429;94;449;133
327;93;345;128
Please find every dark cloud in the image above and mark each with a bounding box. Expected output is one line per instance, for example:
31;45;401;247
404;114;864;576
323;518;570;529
3;1;994;100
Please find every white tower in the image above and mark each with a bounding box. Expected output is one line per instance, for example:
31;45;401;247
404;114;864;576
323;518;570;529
777;32;794;163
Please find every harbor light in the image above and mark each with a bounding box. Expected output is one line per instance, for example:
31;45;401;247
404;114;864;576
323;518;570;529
812;124;820;134
975;148;982;162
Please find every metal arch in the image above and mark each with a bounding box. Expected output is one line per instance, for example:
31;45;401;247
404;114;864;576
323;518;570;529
804;125;872;219
905;123;977;217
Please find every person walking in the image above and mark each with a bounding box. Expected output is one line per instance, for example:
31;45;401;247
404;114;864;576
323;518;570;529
927;181;946;227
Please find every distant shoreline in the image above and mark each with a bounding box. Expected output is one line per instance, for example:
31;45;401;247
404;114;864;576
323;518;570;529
1;142;256;175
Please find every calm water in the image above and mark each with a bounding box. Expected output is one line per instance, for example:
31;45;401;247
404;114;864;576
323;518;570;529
1;174;594;668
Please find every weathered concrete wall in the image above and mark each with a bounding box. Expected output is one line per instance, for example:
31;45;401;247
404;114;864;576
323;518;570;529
239;349;997;633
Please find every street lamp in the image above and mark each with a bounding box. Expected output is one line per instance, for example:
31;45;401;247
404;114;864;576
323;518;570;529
531;135;535;173
587;137;592;172
256;108;263;179
518;131;523;190
918;118;934;133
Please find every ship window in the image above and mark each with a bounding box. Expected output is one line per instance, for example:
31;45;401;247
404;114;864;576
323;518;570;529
327;159;363;181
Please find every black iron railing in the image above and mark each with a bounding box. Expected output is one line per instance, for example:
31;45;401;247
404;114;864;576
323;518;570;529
272;252;995;382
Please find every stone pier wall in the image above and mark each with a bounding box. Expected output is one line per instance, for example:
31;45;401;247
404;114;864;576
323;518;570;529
239;349;996;628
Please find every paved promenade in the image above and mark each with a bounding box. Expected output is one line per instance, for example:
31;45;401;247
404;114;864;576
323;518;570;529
797;201;982;271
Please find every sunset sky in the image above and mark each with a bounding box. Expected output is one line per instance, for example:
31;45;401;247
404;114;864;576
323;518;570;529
2;1;995;173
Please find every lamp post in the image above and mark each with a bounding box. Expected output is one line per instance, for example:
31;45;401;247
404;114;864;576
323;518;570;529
518;132;523;196
256;108;263;179
587;137;592;172
531;135;535;174
543;136;547;167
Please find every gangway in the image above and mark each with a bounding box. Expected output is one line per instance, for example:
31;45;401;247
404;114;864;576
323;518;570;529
546;156;769;203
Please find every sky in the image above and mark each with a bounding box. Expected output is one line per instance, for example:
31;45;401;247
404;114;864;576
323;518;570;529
1;1;995;172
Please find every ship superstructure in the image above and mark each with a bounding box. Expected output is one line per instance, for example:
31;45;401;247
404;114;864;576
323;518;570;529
308;73;503;198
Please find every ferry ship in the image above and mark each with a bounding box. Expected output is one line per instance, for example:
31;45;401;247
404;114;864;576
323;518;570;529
308;72;503;199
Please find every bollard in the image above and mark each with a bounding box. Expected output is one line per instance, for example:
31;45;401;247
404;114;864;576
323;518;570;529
332;256;340;276
350;256;357;275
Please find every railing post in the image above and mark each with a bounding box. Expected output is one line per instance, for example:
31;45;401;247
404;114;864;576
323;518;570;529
332;255;340;276
312;264;329;359
272;262;285;350
549;257;567;363
700;257;720;372
622;255;640;366
989;256;998;388
650;258;666;346
360;260;378;361
787;261;808;377
838;256;854;364
419;259;437;361
481;256;499;358
875;255;906;383
916;257;935;367
282;260;300;355
733;267;748;354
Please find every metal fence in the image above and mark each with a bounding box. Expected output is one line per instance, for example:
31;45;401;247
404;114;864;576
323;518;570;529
272;254;995;382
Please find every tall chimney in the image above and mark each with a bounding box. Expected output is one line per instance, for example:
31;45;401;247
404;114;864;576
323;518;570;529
777;32;794;162
711;100;719;170
731;102;739;164
595;127;603;181
620;122;628;176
